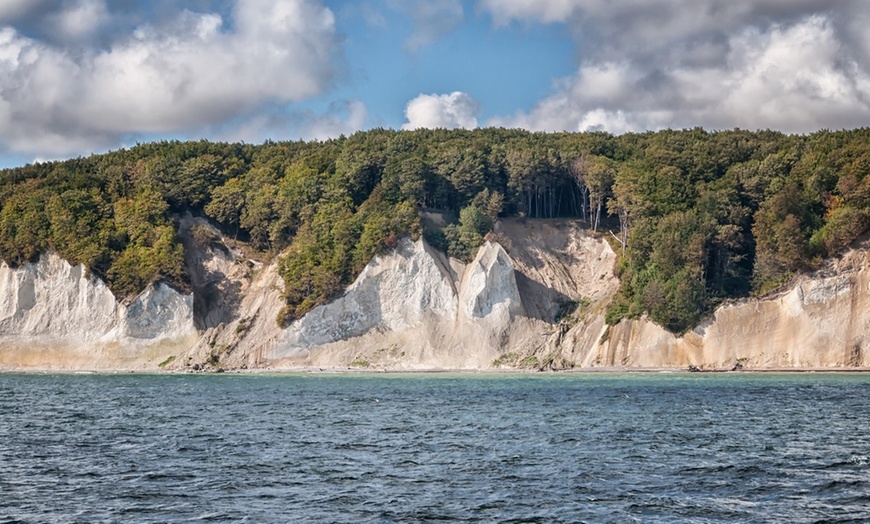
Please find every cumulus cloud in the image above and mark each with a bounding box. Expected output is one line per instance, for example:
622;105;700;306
481;0;870;133
402;91;480;130
0;0;111;43
302;100;369;141
0;0;341;157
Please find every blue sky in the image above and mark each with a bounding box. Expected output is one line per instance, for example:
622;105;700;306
0;0;868;169
323;1;575;127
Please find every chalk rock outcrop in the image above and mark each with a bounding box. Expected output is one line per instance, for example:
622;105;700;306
0;254;117;341
459;241;525;321
495;219;618;322
0;253;196;369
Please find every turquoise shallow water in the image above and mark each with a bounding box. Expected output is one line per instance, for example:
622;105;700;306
1;372;869;523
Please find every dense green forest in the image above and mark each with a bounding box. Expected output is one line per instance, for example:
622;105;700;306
2;127;870;332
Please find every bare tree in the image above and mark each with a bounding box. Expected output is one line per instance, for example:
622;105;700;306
585;157;615;232
568;156;590;222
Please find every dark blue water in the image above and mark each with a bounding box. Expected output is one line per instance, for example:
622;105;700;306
1;372;868;523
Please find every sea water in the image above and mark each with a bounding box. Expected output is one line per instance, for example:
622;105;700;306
1;372;868;523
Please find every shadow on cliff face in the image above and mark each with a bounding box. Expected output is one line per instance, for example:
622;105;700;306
178;215;248;331
514;271;575;323
193;277;243;330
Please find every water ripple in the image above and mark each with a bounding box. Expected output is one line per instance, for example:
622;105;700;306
1;372;869;522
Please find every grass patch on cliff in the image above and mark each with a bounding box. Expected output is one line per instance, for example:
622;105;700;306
158;355;176;368
491;352;519;368
493;351;575;370
235;317;250;335
350;358;371;368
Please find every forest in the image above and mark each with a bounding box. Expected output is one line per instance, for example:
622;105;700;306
1;127;869;333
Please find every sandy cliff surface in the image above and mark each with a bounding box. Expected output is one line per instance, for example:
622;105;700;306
1;217;869;371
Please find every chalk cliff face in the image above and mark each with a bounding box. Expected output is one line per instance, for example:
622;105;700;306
0;253;196;369
261;239;529;369
459;240;525;321
581;246;870;369
279;239;458;351
1;217;869;371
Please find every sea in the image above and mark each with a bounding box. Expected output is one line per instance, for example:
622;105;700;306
1;372;868;523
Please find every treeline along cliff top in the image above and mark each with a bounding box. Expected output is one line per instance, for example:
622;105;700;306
2;127;870;333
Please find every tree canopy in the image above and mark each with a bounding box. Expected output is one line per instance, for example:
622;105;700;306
2;127;870;332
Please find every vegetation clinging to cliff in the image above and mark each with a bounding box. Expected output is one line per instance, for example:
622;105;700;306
1;127;870;331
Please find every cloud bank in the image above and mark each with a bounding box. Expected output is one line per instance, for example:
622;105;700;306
481;0;870;134
0;0;341;156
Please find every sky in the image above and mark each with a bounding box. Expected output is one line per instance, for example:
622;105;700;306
0;0;869;168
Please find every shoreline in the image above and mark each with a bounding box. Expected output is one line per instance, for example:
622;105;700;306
3;365;870;375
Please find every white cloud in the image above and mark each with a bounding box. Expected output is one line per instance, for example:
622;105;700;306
402;91;479;130
0;0;341;156
48;0;109;41
481;1;870;134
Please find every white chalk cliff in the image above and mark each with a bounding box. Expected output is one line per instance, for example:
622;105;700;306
277;239;458;352
0;253;196;369
1;217;869;371
581;247;870;369
261;238;528;369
